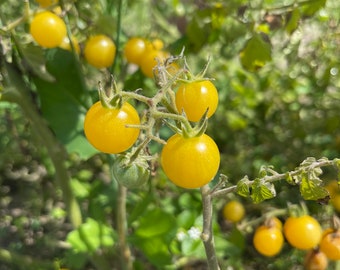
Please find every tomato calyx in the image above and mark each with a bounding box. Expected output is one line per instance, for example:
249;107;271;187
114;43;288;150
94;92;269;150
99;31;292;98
164;108;208;139
98;77;124;109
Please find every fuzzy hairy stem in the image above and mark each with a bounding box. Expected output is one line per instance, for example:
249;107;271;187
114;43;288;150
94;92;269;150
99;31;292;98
201;185;220;270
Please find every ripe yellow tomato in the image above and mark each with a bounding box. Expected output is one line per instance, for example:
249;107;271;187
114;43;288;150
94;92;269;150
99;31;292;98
222;200;245;223
84;101;140;154
140;49;168;78
30;11;66;48
161;133;220;189
124;37;149;66
320;229;340;260
253;225;284;256
283;215;322;250
304;249;328;270
175;80;219;122
84;35;116;68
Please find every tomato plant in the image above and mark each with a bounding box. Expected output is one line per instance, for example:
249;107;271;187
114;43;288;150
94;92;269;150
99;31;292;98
29;11;66;48
175;80;219;122
304;249;328;270
161;133;220;189
84;35;116;68
222;200;245;223
320;229;340;260
283;215;322;250
253;224;284;257
84;101;140;154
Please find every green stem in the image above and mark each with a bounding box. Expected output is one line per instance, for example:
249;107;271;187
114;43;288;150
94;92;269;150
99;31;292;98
200;185;220;270
1;63;82;228
110;0;123;75
117;184;133;270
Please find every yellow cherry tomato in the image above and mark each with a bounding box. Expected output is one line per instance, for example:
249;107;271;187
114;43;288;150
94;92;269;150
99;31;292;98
84;35;116;68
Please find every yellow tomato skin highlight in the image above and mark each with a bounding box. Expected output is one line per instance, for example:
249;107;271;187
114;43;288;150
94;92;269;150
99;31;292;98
161;133;220;189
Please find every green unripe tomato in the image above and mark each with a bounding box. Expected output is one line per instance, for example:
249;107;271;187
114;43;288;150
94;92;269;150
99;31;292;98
112;155;150;189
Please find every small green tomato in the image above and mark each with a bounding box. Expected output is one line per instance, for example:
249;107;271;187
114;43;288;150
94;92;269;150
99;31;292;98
112;155;150;189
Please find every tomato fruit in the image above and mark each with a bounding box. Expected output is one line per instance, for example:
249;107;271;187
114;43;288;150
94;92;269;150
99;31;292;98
30;11;66;48
175;80;218;122
222;200;245;223
320;229;340;260
266;217;283;231
84;35;116;68
84;101;140;154
304;249;328;270
124;37;149;66
112;155;150;189
35;0;58;8
161;133;220;189
151;38;164;50
253;225;284;256
139;49;168;78
283;215;322;250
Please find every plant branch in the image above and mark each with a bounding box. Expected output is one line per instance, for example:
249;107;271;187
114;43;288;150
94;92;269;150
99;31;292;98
117;184;133;270
200;185;220;270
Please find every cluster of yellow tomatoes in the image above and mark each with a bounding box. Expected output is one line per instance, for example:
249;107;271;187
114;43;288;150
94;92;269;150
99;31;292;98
222;199;340;270
31;0;116;69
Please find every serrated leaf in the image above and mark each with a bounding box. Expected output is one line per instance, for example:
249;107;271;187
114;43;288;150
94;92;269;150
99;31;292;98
285;8;301;34
250;178;276;203
239;34;272;72
299;172;329;200
236;176;251;197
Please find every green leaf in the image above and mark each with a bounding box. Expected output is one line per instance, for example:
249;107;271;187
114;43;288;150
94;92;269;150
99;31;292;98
133;236;172;267
236;176;251;197
250;178;276;203
21;44;56;82
239;34;272;72
135;209;176;238
285;8;301;34
67;218;115;253
299;171;329;200
33;48;97;159
300;0;326;17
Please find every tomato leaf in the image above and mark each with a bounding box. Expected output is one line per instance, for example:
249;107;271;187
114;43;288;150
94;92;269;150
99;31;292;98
135;208;176;238
236;176;251;198
299;171;329;200
300;0;326;17
67;218;115;253
33;48;97;159
239;34;272;72
20;44;56;82
250;178;276;203
285;8;301;34
132;236;172;267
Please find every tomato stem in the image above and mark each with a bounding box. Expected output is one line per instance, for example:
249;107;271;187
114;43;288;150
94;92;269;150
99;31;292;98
201;185;221;270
